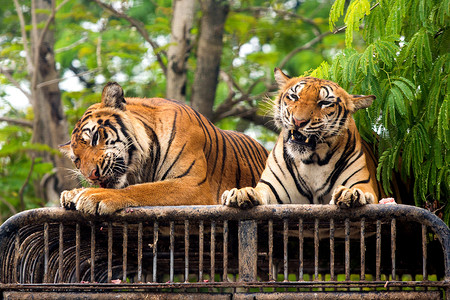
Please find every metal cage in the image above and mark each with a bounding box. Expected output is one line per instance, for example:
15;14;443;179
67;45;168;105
0;204;449;299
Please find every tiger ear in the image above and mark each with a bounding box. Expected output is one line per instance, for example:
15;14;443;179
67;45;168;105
351;94;376;111
274;68;291;88
59;141;71;156
101;82;126;110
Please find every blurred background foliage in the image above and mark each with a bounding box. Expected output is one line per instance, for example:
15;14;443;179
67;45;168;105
0;0;448;224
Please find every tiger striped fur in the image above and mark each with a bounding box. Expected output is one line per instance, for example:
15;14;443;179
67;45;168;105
60;82;268;215
222;68;379;209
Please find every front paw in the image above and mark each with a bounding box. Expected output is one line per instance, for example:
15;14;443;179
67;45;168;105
60;188;130;215
330;185;375;208
221;187;260;209
60;188;84;210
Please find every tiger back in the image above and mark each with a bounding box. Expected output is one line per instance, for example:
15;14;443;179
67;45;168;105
222;68;380;209
60;82;268;215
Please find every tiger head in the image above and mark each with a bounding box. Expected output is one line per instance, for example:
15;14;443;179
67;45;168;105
60;82;148;189
273;68;375;156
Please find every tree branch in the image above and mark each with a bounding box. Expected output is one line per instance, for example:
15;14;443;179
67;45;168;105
55;35;88;54
0;68;33;102
0;117;33;128
36;68;101;89
236;6;322;36
278;31;335;69
13;0;33;73
92;0;167;75
0;196;17;216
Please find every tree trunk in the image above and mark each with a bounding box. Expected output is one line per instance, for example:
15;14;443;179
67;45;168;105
30;0;78;205
166;0;196;101
190;0;229;120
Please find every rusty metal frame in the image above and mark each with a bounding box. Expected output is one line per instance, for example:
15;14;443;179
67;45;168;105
0;204;449;299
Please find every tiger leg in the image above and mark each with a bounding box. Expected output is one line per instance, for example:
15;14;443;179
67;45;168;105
60;179;215;215
221;187;263;209
330;185;376;208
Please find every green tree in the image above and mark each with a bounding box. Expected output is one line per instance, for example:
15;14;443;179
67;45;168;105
312;0;449;222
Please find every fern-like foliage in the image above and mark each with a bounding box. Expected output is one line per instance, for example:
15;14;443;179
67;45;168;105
322;0;449;223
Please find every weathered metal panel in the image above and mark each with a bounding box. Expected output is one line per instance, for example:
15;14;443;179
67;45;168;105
0;204;448;298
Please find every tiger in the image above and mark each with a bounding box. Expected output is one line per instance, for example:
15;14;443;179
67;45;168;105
222;68;380;209
59;82;268;215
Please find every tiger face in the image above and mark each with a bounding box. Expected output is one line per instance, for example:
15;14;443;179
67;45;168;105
273;68;375;158
60;83;149;189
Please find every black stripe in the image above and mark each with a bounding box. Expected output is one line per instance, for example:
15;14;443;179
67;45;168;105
342;167;364;186
159;111;178;174
259;179;283;204
228;131;257;186
175;159;196;179
221;133;241;188
215;130;228;200
268;165;292;203
348;175;371;189
161;143;187;180
283;145;313;203
112;114;136;163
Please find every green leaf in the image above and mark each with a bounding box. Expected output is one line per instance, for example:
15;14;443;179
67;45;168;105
329;0;346;31
343;0;371;48
390;86;407;117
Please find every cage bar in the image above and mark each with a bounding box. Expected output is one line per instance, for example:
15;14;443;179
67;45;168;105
122;222;128;282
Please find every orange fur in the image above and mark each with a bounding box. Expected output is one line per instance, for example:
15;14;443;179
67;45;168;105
60;82;268;214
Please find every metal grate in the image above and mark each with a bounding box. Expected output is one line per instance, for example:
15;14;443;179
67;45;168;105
0;204;449;299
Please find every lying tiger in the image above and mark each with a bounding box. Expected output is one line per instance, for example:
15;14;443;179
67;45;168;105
222;68;380;209
60;82;268;215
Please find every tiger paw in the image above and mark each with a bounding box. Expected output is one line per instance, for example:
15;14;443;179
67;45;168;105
221;187;261;209
330;185;375;208
60;188;131;215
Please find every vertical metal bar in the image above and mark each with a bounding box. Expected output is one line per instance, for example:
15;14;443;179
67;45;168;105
184;220;189;282
360;218;365;281
376;219;381;281
199;220;204;282
223;220;228;282
269;219;274;281
345;218;350;281
44;223;49;283
422;224;428;281
170;221;175;282
122;222;128;282
391;218;396;281
211;220;216;282
314;218;319;281
59;223;64;283
76;223;80;282
298;218;303;281
238;220;258;282
14;232;20;283
107;222;113;282
138;222;143;282
329;219;335;281
153;221;159;283
90;223;95;282
283;219;288;282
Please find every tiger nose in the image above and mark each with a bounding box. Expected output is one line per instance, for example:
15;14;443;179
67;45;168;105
88;167;100;180
293;117;307;127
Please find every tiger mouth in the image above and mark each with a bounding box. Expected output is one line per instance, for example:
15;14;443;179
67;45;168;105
288;129;317;148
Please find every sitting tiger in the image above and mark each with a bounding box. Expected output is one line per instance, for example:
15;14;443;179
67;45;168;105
222;68;380;209
60;82;268;215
